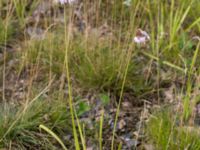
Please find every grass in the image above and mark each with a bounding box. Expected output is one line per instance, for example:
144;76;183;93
0;18;15;46
0;92;71;149
147;108;200;150
13;0;39;27
69;35;135;91
0;0;200;149
18;31;66;75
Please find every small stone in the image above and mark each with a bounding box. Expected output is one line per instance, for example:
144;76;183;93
118;119;126;130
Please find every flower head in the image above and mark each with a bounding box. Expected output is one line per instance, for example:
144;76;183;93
133;29;150;44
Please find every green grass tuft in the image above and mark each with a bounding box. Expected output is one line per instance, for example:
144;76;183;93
147;109;200;150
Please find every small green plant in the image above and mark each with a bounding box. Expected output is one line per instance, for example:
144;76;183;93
77;101;90;116
99;93;110;106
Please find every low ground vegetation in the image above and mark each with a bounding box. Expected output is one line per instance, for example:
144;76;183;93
0;0;200;149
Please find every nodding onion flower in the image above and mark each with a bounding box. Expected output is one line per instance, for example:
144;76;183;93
133;29;150;44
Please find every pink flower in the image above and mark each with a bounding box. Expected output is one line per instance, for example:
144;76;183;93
133;29;150;44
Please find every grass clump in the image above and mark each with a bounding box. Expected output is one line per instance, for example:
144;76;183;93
69;38;135;91
19;31;66;75
0;95;71;149
147;108;200;150
18;26;138;92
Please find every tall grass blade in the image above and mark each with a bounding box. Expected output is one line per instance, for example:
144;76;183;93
39;124;68;150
